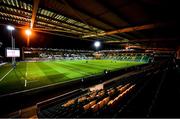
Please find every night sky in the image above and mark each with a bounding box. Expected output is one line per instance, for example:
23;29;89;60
0;25;120;56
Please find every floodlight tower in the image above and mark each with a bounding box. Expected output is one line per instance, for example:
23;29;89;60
25;29;32;47
7;25;15;67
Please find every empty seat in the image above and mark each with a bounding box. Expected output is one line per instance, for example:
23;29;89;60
115;94;123;104
83;103;90;111
91;104;99;112
87;95;95;100
98;100;104;109
108;89;116;96
89;100;96;107
62;99;76;107
107;99;116;108
103;97;110;105
107;100;113;106
119;83;130;93
116;85;122;90
83;100;96;111
78;96;86;103
123;84;135;94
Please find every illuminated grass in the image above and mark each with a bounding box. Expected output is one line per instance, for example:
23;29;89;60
0;60;145;94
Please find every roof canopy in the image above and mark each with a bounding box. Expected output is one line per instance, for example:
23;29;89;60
0;0;179;49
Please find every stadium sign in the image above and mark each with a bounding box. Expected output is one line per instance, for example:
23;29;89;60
6;48;20;57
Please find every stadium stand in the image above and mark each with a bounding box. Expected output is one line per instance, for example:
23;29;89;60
22;48;150;63
23;48;94;61
37;82;135;118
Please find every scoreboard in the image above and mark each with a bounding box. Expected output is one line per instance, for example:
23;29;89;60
6;48;20;57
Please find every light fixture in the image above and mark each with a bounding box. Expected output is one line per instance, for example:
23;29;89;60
25;29;32;36
94;41;101;48
7;25;15;31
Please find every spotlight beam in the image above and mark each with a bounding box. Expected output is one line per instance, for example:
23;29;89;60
25;29;32;47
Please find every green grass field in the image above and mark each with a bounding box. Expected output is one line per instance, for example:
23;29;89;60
0;60;145;95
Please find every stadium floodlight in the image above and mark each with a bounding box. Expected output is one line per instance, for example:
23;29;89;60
7;25;15;31
25;29;32;36
94;41;101;48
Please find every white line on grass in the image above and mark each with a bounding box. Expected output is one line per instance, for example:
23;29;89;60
27;80;39;83
0;68;14;82
24;80;27;87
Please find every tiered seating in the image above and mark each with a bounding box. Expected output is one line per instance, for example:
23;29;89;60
62;99;76;107
142;55;149;62
38;83;136;118
101;54;150;62
83;100;96;111
107;84;135;109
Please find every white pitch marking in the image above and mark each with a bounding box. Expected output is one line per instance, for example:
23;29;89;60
24;79;27;87
0;68;14;82
27;80;39;83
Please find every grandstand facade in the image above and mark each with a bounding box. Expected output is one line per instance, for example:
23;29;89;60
22;47;151;63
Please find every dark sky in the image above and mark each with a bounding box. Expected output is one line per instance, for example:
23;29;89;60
0;25;120;56
0;26;92;49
